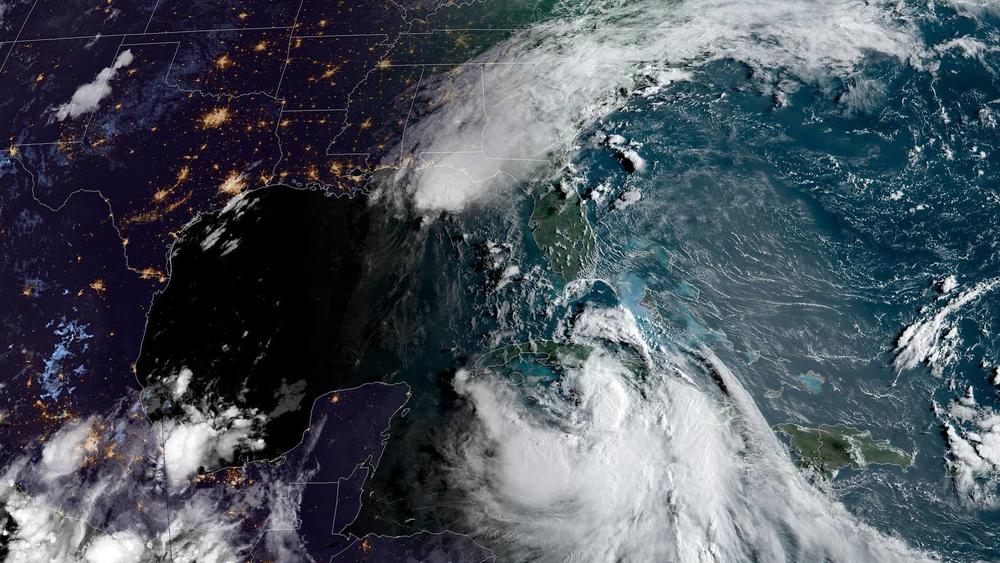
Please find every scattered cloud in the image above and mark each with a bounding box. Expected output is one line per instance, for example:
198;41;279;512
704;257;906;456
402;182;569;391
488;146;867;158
894;278;998;377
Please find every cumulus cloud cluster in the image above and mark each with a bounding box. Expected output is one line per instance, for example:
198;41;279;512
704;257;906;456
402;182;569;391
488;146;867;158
0;402;249;563
444;306;930;561
938;386;1000;508
39;418;95;482
82;531;146;563
0;378;428;563
894;278;999;378
54;50;134;121
381;0;924;213
160;403;266;490
0;370;304;563
140;367;268;491
0;399;295;563
891;275;1000;507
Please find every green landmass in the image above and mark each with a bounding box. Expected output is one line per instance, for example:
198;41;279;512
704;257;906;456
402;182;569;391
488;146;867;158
480;340;593;371
529;188;594;281
776;423;911;477
479;339;650;383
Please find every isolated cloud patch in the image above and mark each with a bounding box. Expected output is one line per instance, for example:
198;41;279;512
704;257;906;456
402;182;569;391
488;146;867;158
54;49;134;121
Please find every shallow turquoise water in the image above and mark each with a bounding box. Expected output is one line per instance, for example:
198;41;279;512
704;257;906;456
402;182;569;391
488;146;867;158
575;29;1000;556
355;2;1000;559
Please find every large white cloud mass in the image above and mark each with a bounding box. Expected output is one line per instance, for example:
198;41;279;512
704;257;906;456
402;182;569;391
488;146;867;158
0;404;248;563
442;306;931;561
894;278;999;377
54;50;134;121
39;418;95;482
380;0;925;212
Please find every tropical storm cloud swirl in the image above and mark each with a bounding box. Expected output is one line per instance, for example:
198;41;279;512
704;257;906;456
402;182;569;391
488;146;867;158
439;307;927;561
2;0;1000;561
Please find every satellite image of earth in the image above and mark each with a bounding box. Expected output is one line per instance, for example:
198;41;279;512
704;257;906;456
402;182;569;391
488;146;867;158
1;0;1000;561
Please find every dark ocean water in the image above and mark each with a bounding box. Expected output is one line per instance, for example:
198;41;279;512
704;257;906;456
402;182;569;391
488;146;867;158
586;60;1000;556
350;4;1000;560
25;0;994;559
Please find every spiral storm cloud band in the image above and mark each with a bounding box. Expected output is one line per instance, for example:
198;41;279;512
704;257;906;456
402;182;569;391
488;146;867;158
1;0;999;561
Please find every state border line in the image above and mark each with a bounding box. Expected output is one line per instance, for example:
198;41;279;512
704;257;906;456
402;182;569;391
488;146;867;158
0;0;38;74
5;24;693;47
